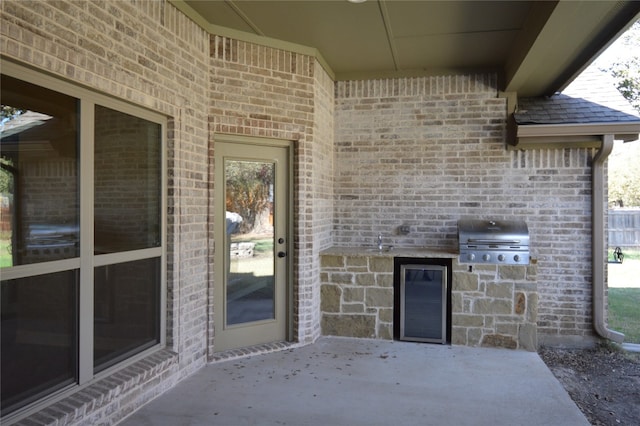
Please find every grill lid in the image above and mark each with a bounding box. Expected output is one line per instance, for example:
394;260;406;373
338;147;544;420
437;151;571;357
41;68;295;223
458;219;530;265
458;219;529;247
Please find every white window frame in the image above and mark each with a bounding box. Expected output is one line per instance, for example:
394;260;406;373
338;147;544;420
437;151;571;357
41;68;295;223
1;61;167;418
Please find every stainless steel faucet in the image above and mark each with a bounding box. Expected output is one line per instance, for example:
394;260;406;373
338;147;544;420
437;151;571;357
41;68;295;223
377;233;383;250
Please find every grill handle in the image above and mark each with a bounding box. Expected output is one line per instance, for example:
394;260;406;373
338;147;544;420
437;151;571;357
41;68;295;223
466;239;521;245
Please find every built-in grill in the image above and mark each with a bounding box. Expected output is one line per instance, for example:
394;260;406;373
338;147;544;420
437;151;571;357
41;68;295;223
458;219;530;265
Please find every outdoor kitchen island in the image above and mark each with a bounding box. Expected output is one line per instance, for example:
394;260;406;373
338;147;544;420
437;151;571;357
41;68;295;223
320;247;539;351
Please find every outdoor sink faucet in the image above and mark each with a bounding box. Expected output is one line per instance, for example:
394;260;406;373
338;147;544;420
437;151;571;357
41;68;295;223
377;233;383;250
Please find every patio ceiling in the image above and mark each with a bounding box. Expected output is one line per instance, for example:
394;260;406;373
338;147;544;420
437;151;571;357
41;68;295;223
172;0;640;97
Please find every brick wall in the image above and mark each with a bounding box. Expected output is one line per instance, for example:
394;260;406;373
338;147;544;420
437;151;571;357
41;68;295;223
18;158;78;264
2;0;210;423
513;148;598;342
334;75;504;248
2;0;336;421
0;0;603;423
94;107;161;252
334;76;598;344
208;36;334;347
307;61;335;340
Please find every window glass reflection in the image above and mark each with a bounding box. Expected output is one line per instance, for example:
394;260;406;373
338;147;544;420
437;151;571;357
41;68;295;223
225;160;276;325
0;70;165;417
94;257;160;372
1;271;79;415
94;106;161;254
0;75;79;266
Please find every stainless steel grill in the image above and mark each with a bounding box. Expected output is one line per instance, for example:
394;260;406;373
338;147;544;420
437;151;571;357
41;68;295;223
458;219;530;265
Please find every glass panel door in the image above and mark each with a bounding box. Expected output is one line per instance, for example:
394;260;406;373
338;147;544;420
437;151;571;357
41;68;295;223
214;140;289;352
225;160;275;325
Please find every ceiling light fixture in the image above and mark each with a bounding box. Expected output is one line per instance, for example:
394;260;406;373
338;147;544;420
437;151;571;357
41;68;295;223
347;0;368;3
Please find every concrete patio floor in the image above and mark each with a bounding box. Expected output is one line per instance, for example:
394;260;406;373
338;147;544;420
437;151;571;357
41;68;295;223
119;337;589;426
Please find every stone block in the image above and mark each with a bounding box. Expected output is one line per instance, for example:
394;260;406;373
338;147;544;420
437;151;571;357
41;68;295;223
366;288;393;308
473;298;512;315
321;314;376;338
321;285;341;312
495;323;517;336
486;282;513;299
527;293;539;323
369;257;393;273
473;264;498;273
451;292;463;313
355;273;376;286
463;297;472;313
451;327;467;345
526;263;537;280
378;323;393;340
376;273;394;287
518;323;538;351
321;255;344;268
499;265;526;281
343;303;365;313
481;334;517;349
478;274;496;284
514;292;526;315
484;315;494;328
453;272;478;291
467;328;482;346
379;308;393;323
343;287;365;303
452;314;484;327
346;256;368;267
330;272;353;285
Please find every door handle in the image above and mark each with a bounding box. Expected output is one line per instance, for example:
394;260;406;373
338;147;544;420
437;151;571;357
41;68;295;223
277;251;287;258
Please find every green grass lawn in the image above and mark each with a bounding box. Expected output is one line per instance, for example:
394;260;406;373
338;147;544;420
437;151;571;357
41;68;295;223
608;248;640;262
609;288;640;343
251;238;274;254
608;249;640;344
0;235;12;268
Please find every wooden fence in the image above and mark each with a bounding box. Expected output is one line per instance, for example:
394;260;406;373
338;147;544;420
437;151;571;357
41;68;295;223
609;209;640;248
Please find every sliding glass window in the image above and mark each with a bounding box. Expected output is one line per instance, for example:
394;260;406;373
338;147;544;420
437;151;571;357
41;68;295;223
93;106;162;372
0;64;165;418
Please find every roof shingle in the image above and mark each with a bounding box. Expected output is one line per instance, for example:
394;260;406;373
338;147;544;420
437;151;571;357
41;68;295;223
514;67;640;125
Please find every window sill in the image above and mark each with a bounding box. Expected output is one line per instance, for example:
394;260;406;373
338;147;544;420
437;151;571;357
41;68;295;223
10;349;178;426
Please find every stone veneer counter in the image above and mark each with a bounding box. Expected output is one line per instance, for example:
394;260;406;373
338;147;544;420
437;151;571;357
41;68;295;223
320;246;538;351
